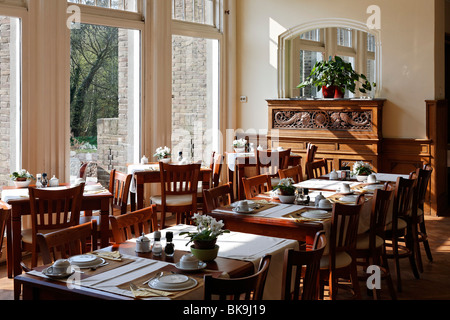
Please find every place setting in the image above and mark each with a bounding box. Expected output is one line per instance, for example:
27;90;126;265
228;200;277;214
284;207;332;223
83;184;108;194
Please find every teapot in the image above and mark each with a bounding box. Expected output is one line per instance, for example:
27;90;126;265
329;170;339;180
135;233;151;253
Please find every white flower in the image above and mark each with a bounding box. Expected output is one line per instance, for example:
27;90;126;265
154;146;171;159
233;139;247;148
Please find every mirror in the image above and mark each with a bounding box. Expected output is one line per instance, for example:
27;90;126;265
278;20;381;99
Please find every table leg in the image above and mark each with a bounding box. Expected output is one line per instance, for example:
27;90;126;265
6;214;12;278
130;191;136;212
99;198;111;248
137;181;144;210
11;208;22;277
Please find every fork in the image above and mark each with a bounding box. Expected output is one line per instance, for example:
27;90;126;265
142;271;163;285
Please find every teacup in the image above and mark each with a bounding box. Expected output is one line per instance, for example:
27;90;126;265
329;171;339;180
46;259;71;275
319;199;332;209
339;183;351;193
367;174;377;184
235;200;250;212
180;254;199;269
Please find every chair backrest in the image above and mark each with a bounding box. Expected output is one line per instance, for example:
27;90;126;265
282;231;326;300
329;202;363;270
410;166;432;209
36;220;97;265
368;187;394;250
29;184;85;237
278;165;304;184
306;143;318;163
242;175;272;199
204;255;272;300
203;183;234;214
159;162;201;199
211;153;224;188
78;162;88;179
109;169;132;215
109;205;158;244
256;149;291;177
0;202;11;259
305;159;329;180
391;177;417;233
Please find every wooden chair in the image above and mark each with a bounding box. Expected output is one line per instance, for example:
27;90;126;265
198;153;224;212
109;205;158;244
24;184;85;268
356;185;397;300
282;231;326;300
384;177;420;293
109;169;132;216
151;162;201;228
203;255;272;300
0;202;11;260
78;162;89;180
36;220;97;265
242;175;272;200
278;165;304;184
256;149;291;187
203;183;234;214
408;166;433;273
306;143;318;163
319;201;364;300
305;159;329;180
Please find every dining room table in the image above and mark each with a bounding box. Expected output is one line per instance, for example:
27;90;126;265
14;224;299;300
209;172;410;254
127;163;213;211
1;183;113;278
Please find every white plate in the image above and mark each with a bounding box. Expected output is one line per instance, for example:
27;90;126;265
232;207;255;214
42;267;75;279
158;274;190;287
175;261;207;272
69;254;105;268
149;277;198;292
340;195;359;203
363;184;384;191
230;201;255;208
84;185;104;191
301;210;331;220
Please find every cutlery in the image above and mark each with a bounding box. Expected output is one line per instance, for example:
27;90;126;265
90;262;109;271
129;282;166;298
142;271;163;285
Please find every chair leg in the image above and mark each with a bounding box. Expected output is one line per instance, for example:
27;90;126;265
350;263;362;299
419;221;433;262
391;238;402;292
405;230;420;279
381;248;397;300
412;223;424;273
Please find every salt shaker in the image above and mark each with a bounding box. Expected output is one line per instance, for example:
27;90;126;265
152;231;163;256
36;174;43;188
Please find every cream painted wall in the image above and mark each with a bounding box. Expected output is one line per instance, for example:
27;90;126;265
235;0;441;139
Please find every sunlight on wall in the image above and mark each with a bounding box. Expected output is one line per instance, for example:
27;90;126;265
269;18;286;69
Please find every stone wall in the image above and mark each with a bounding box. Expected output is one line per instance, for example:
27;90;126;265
0;17;11;186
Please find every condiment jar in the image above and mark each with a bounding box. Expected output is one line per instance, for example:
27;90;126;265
49;175;59;187
135;233;151;253
141;155;149;164
315;192;325;207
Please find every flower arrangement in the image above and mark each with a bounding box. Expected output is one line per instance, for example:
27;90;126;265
352;161;373;176
233;138;247;148
273;178;296;196
10;169;34;181
180;214;230;248
153;146;171;160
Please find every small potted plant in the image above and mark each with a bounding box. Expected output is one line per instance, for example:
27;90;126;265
10;169;35;188
180;214;230;261
273;178;297;204
233;138;247;153
154;146;171;163
297;56;376;98
352;161;374;182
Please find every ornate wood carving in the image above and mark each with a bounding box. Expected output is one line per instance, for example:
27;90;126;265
273;110;372;131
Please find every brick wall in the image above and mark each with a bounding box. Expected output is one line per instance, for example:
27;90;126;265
0;17;11;186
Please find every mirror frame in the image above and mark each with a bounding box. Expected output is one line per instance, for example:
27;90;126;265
278;18;381;99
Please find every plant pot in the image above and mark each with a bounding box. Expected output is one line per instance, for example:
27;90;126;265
159;158;171;163
334;87;345;98
193;239;217;250
322;86;336;98
278;194;296;204
13;180;31;188
356;175;369;182
190;245;219;262
234;148;246;153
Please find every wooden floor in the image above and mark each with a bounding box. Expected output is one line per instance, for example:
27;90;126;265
1;215;450;300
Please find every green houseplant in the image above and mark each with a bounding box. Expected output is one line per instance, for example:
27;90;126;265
297;56;376;98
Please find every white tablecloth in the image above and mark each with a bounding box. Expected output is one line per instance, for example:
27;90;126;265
127;164;159;193
226;152;255;172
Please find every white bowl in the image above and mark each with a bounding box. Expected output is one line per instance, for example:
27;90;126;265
13;180;31;188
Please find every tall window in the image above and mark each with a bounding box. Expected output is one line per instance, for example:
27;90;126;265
172;0;218;27
0;16;21;187
171;35;219;164
70;23;141;185
67;0;140;12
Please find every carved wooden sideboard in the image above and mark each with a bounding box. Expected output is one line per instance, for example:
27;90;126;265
267;98;385;172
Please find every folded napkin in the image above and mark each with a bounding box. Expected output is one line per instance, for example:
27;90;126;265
130;285;173;298
92;251;123;261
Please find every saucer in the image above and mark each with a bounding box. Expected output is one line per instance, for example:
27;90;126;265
175;261;207;272
42;267;75;279
230;201;255;208
84;185;104;191
69;254;105;269
232;207;255;214
301;210;332;220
